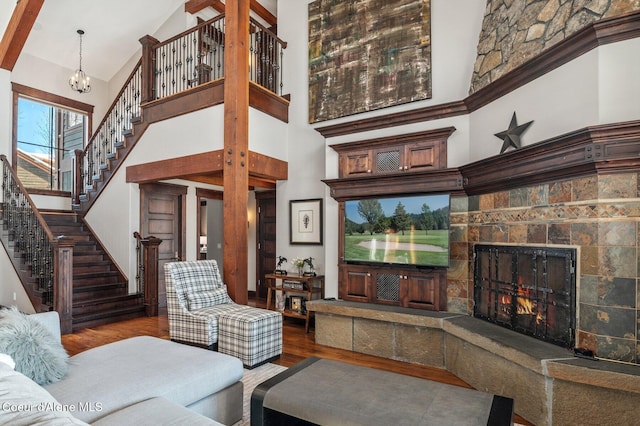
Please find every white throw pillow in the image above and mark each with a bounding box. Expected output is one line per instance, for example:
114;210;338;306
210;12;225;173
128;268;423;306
0;363;89;425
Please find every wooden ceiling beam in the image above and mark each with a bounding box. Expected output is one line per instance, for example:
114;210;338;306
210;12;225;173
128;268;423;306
184;0;225;14
125;150;225;183
0;0;44;71
185;0;277;27
250;0;276;27
125;150;285;186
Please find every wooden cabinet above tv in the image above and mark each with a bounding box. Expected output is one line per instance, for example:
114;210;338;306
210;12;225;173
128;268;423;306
325;126;458;312
331;127;454;178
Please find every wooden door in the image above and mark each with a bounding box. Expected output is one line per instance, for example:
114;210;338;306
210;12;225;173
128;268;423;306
256;191;277;299
140;183;187;308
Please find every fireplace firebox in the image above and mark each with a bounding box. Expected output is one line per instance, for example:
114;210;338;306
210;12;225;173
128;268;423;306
473;245;576;348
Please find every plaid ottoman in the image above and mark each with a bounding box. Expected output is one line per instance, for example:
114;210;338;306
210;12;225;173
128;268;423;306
218;308;282;369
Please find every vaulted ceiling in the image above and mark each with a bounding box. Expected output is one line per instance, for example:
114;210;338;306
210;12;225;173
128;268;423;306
0;0;277;82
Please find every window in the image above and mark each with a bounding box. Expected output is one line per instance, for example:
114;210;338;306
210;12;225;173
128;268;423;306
12;83;93;193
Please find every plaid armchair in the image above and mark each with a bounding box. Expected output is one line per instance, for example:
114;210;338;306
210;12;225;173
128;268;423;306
164;259;248;349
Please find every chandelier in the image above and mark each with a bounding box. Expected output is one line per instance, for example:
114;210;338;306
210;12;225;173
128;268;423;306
69;29;91;94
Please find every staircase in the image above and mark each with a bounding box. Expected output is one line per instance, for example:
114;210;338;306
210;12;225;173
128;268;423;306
42;211;145;330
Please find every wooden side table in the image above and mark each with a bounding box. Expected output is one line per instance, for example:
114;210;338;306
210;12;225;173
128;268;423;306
265;273;325;333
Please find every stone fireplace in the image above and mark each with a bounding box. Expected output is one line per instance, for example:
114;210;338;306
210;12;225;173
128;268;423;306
445;121;640;365
473;244;577;349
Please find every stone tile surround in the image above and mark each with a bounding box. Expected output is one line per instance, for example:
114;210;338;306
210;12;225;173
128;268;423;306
308;300;640;426
448;172;640;364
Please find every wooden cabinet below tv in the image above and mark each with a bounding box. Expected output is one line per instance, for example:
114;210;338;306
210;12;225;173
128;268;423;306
339;264;446;311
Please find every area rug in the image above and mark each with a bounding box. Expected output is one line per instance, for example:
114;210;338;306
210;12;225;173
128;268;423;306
233;362;287;426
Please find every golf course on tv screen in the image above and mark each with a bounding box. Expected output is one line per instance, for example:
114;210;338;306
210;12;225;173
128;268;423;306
344;194;450;268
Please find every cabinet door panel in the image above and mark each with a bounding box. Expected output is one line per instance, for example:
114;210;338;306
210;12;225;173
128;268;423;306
406;145;435;170
342;267;372;302
401;272;440;310
341;150;372;177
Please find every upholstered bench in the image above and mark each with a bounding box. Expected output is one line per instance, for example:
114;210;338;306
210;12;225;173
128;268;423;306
218;308;282;369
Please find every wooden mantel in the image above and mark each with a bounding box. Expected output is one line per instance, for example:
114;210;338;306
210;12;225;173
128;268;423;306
324;120;640;199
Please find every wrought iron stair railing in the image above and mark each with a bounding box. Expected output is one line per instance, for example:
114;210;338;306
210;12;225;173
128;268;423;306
1;154;56;309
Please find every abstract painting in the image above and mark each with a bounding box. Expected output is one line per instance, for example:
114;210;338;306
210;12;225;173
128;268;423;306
308;0;432;123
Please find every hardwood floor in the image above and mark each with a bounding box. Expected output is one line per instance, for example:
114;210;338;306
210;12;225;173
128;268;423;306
61;302;533;425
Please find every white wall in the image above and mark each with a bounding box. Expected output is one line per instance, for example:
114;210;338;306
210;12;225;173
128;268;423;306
13;53;110;127
277;0;640;298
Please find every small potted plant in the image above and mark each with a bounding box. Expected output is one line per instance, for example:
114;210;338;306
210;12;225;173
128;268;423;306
291;257;305;276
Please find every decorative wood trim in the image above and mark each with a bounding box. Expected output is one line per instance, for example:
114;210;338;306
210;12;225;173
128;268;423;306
465;11;640;113
249;81;289;123
141;79;225;123
324;168;464;201
12;82;95;114
139;79;288;124
329;127;456;152
459;120;640;195
325;120;640;200
316;101;467;139
126;150;225;183
313;12;640;138
247;151;288;181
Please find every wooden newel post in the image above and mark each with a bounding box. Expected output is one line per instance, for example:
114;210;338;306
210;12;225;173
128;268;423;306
141;236;162;316
53;236;75;335
139;35;160;104
71;149;84;206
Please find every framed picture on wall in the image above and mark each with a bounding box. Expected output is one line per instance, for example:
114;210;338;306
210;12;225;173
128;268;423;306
290;198;323;245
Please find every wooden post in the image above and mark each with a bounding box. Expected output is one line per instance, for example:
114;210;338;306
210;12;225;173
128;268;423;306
52;237;74;335
139;35;160;104
141;236;162;316
71;149;84;206
223;0;250;305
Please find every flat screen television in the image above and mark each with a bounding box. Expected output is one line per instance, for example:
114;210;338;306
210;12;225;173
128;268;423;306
344;194;450;268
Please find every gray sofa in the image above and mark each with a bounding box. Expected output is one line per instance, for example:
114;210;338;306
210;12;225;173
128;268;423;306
0;311;244;425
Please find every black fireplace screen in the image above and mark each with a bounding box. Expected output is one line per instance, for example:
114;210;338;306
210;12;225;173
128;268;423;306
474;244;576;348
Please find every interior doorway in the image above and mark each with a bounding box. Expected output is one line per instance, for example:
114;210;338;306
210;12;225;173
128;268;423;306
196;188;224;280
256;191;277;299
140;182;187;308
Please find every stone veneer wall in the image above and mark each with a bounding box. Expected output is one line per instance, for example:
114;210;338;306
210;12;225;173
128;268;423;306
448;172;640;364
470;0;640;93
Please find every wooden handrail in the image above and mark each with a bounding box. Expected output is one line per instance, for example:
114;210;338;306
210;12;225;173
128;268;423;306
152;14;226;51
249;16;287;48
85;58;143;151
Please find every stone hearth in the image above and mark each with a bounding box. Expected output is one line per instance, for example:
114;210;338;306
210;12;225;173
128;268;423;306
308;300;640;426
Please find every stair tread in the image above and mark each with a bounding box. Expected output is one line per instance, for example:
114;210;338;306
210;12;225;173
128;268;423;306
73;293;142;307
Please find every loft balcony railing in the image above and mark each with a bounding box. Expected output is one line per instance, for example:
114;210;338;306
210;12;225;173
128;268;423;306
72;14;286;206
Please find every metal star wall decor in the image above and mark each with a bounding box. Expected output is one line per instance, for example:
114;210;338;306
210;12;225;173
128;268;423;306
495;112;534;154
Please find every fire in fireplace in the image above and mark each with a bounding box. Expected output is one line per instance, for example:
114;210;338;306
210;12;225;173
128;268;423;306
473;245;577;348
